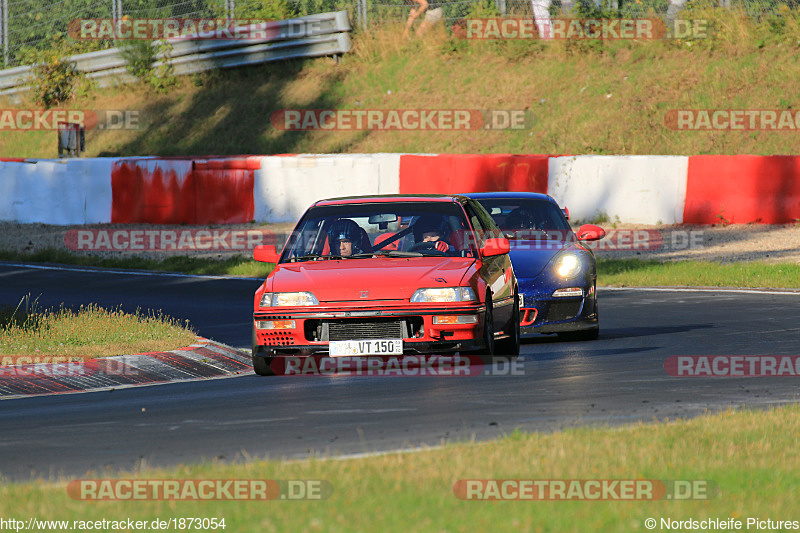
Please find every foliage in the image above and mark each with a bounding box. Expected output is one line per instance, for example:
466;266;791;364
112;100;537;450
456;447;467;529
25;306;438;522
119;40;156;80
0;295;43;333
119;40;177;92
19;35;87;108
235;0;295;20
466;0;504;18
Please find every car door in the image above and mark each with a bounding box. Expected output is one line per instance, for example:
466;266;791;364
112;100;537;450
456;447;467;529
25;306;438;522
462;200;515;327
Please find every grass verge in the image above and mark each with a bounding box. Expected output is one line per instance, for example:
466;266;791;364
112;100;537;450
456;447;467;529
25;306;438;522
2;249;798;289
597;259;800;289
0;248;274;278
4;8;800;157
0;296;197;360
0;404;797;530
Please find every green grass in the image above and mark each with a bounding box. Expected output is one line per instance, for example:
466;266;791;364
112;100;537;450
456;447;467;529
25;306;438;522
4;8;800;157
598;258;800;288
0;248;274;278
0;404;798;530
2;249;797;289
0;296;197;359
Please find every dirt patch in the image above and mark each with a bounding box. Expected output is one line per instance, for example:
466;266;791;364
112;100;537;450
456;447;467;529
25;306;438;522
585;223;800;263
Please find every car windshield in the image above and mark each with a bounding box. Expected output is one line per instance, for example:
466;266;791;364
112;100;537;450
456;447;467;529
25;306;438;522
281;201;476;262
475;198;572;240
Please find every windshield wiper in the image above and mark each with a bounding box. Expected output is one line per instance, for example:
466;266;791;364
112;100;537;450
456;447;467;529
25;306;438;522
290;254;322;262
350;251;423;258
291;254;344;262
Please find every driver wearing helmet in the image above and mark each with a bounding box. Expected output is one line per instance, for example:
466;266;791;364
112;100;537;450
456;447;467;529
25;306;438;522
412;214;451;253
328;219;371;257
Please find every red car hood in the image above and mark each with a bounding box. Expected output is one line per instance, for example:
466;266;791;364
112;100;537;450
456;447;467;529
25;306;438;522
270;257;475;302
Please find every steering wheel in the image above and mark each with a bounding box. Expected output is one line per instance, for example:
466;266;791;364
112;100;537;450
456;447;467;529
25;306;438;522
409;241;447;255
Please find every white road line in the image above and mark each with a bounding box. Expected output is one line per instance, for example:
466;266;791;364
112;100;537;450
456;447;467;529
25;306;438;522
599;286;800;296
0;261;262;281
4;262;798;295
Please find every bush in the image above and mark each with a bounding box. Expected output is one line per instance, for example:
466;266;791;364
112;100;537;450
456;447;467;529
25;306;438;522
20;35;86;108
119;40;177;92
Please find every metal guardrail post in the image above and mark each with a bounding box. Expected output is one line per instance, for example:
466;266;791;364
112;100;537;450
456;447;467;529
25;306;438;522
358;0;368;31
2;0;8;68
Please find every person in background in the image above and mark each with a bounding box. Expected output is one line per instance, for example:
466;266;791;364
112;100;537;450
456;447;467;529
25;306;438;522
403;0;443;38
403;0;428;38
531;0;554;39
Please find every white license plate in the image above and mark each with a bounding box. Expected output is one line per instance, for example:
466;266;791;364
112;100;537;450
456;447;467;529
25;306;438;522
329;339;403;356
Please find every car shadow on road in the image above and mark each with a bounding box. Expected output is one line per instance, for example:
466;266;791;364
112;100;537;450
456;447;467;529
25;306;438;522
524;345;661;362
521;323;715;344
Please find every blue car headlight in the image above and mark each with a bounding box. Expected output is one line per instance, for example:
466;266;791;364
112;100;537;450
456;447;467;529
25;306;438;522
554;252;584;279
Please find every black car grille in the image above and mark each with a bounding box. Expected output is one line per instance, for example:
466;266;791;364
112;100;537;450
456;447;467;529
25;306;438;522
328;319;404;341
546;301;582;322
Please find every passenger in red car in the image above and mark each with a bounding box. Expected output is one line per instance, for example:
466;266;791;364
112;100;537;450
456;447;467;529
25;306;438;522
412;214;451;253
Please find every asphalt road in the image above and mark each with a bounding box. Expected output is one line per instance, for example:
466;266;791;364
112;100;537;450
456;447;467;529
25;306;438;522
1;262;799;481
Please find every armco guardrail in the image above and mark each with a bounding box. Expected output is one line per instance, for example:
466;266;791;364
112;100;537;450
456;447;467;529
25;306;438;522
0;10;351;96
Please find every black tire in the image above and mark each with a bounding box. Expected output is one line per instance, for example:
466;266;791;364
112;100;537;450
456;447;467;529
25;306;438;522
251;325;275;376
495;291;520;357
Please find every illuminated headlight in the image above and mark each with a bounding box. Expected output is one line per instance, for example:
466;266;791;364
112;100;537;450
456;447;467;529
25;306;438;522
259;292;319;307
555;253;582;279
411;287;477;303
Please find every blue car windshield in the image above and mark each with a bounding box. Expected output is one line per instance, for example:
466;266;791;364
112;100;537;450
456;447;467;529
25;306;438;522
282;201;476;261
475;198;572;239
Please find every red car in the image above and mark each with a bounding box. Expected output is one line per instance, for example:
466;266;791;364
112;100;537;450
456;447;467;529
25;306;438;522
251;195;520;375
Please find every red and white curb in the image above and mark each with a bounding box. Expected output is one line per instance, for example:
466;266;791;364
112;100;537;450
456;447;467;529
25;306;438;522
0;337;252;399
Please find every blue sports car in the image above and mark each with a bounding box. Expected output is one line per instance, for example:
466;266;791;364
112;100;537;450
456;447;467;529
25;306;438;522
467;192;605;341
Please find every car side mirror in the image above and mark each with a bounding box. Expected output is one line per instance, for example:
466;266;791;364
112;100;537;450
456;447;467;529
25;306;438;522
576;224;605;241
481;237;510;257
254;245;279;263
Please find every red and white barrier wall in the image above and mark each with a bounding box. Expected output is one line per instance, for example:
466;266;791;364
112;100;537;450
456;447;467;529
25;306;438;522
0;158;112;224
548;156;689;225
1;154;799;226
255;154;400;222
